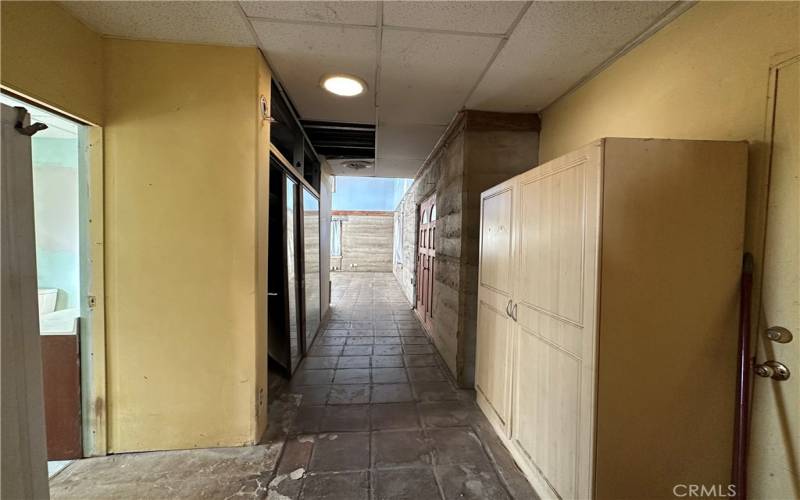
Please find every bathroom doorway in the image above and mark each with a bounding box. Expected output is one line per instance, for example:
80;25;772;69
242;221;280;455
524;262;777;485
1;92;106;465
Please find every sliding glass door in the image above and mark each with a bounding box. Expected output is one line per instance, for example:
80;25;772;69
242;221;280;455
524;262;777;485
267;154;322;375
301;188;321;349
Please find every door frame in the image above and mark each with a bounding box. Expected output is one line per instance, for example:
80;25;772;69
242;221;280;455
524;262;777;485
747;52;800;498
79;124;107;457
1;89;109;457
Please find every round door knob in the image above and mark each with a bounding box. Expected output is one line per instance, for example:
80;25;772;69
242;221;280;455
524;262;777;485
755;360;791;381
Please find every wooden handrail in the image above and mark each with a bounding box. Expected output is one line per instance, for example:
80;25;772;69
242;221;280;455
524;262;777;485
732;252;754;499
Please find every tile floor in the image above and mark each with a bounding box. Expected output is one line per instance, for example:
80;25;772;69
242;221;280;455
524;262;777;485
269;272;537;500
48;272;536;499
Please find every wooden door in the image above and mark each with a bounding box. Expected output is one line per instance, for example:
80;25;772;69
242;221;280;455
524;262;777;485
416;194;436;331
749;56;799;500
509;144;602;500
475;181;515;432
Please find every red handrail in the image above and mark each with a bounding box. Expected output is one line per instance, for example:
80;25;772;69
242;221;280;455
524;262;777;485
732;252;754;500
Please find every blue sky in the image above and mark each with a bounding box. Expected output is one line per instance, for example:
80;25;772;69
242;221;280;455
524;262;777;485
332;177;413;211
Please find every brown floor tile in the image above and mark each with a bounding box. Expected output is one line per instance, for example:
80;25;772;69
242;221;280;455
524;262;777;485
303;471;370;500
407;366;446;382
372;367;408;384
418;401;480;428
322;405;370;432
412;382;460;402
328;384;370;405
319;336;347;345
337;356;370;368
374;336;402;345
436;464;510;500
291;405;326;434
371;383;414;403
370;402;419;430
404;354;438;367
309;432;370;472
303;357;339;370
277;436;314;474
374;468;441;500
374;345;403;355
309;346;344;357
294;369;335;386
347;336;374;345
291;386;330;406
334;368;371;384
372;429;433;468
403;344;435;354
343;346;372;356
372;355;403;367
428;428;490;466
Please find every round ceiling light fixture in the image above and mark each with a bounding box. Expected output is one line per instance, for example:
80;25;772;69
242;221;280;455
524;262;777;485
321;74;366;97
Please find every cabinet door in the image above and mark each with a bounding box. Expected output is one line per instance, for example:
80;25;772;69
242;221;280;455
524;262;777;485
510;143;602;500
475;180;516;431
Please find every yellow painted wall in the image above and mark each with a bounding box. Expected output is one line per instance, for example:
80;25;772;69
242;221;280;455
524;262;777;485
104;39;268;452
255;54;272;439
2;2;273;452
539;1;798;256
538;2;799;497
0;1;104;125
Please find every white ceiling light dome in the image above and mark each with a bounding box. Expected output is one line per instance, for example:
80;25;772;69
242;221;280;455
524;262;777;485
321;74;367;97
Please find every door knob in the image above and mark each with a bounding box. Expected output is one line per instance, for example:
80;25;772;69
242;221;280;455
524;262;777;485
506;300;512;317
754;360;791;381
765;326;793;343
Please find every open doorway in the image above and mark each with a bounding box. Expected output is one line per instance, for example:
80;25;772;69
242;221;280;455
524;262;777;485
0;93;104;473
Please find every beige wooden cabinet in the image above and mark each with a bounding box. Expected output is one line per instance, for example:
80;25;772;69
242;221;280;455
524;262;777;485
475;138;748;500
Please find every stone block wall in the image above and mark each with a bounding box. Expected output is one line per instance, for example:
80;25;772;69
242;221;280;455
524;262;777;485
332;211;393;272
393;111;540;387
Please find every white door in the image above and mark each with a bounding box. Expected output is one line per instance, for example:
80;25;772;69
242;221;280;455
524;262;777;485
475;181;515;430
1;104;50;499
749;56;800;500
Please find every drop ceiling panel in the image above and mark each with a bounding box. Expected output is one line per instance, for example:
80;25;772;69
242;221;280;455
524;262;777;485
377;123;446;160
253;21;377;124
241;1;377;26
383;1;525;35
61;1;255;46
467;1;676;112
374;157;426;179
379;30;501;125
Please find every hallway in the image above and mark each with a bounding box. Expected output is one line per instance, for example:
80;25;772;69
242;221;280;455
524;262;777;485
48;273;536;499
272;272;537;499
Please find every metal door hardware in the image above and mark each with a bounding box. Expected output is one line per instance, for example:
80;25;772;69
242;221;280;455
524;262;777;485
268;292;279;297
506;300;512;317
765;326;793;344
511;303;518;322
754;360;791;381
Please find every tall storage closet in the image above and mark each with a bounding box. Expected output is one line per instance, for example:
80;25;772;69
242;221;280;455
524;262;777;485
475;138;748;499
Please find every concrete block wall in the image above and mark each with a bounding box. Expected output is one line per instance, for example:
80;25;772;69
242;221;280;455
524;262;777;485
393;111;539;387
333;211;394;272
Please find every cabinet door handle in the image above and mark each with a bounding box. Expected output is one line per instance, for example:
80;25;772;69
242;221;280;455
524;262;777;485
506;299;512;317
511;303;518;322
